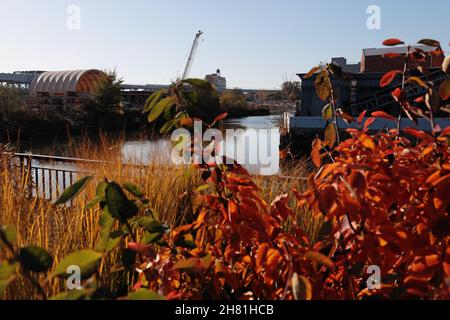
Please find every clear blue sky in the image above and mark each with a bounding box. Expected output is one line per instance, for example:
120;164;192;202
0;0;449;89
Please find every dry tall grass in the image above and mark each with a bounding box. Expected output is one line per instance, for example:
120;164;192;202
0;135;319;300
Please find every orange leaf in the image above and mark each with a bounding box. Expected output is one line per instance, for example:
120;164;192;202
324;124;337;148
318;186;337;214
359;134;376;150
372;111;397;121
363;117;376;132
256;244;269;271
173;257;206;275
383;53;402;59
305;251;335;270
439;78;450;100
304;66;321;79
382;38;405;46
311;139;323;168
358;111;367;125
403;128;433;142
380;70;402;87
213;112;229;124
391;88;406;102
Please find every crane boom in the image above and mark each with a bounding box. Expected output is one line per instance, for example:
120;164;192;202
182;30;203;80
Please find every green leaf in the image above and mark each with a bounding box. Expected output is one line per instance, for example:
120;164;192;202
143;90;164;113
87;182;109;209
0;225;17;247
315;70;331;101
137;217;165;233
292;273;312;300
123;183;144;198
54;176;93;205
106;182;139;221
182;78;214;91
95;208;116;252
141;231;163;245
126;289;166;300
322;104;333;121
148;97;175;123
160;120;177;134
195;184;210;192
86;196;101;209
53;250;102;279
0;262;18;296
19;246;53;273
121;249;137;270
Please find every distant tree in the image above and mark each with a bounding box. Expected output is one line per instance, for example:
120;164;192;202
281;81;301;102
0;86;21;120
83;70;124;115
93;70;124;112
143;78;223;132
220;89;248;112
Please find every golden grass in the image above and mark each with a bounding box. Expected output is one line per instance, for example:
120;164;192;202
0;135;320;300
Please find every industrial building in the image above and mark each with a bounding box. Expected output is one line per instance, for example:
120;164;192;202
205;69;227;92
297;45;447;118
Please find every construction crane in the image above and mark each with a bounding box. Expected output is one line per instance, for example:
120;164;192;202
182;30;203;80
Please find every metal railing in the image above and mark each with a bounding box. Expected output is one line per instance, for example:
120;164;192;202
6;153;100;201
4;151;308;202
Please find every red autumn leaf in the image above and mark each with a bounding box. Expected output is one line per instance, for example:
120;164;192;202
213;112;229;124
363;117;376;132
318;186;337;214
382;38;405;46
441;126;450;136
304;251;335;270
392;88;406;102
372;111;397;121
380;70;402;87
266;249;282;271
415;96;425;103
336;110;354;123
402;127;433;142
173;257;206;275
128;243;155;258
383;53;402;59
349;171;367;191
311;139;322;168
256;244;269;271
439;78;450;100
430;49;443;56
358;111;367;125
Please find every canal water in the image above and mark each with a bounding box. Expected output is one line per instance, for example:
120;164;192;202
15;116;284;199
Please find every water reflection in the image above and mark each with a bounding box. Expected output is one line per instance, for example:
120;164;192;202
121;116;281;175
16;116;281;196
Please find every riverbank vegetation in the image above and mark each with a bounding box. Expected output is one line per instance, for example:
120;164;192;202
0;135;314;300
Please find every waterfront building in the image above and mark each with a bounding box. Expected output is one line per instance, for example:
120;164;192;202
297;45;447;117
205;69;227;92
